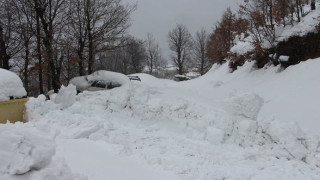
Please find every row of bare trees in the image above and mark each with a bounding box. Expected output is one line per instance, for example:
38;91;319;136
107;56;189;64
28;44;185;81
168;24;211;75
0;0;148;95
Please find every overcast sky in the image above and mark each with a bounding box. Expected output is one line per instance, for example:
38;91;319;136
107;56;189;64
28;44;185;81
122;0;241;61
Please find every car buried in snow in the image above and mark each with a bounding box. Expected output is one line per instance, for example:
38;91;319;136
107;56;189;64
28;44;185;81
70;70;130;93
127;75;141;82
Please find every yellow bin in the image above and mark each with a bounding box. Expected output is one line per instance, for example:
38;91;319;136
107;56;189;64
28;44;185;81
0;98;28;124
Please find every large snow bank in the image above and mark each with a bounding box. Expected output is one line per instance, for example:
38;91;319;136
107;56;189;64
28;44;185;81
0;68;27;101
70;70;130;91
6;57;320;179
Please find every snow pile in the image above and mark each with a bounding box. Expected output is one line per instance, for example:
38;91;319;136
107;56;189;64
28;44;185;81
279;55;290;62
224;93;264;119
70;70;130;91
0;68;27;101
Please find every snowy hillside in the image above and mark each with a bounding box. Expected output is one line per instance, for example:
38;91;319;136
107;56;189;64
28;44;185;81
1;59;320;179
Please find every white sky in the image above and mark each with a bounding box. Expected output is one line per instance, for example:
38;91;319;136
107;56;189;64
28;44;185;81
123;0;241;61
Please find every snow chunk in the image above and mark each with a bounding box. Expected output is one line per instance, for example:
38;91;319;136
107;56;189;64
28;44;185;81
0;68;27;101
0;123;55;175
279;55;290;62
267;121;308;160
54;84;77;108
226;93;264;120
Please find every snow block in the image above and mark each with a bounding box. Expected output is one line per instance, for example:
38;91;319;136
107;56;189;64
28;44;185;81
54;84;77;109
226;93;264;120
268;121;308;160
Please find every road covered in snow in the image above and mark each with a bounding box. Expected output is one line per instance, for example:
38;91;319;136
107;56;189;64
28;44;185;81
1;59;320;180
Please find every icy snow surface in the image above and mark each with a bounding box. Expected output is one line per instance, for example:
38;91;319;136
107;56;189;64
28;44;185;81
0;68;27;101
1;59;320;179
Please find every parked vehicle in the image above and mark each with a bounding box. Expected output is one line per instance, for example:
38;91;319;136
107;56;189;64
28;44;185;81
127;75;141;82
70;70;130;92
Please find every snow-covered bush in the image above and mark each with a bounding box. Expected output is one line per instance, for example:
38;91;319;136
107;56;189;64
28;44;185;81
0;68;27;101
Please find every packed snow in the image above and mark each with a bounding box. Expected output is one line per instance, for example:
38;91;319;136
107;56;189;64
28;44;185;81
1;58;320;179
0;68;27;101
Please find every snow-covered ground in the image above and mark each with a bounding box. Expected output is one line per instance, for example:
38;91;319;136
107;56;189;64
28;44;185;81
1;58;320;179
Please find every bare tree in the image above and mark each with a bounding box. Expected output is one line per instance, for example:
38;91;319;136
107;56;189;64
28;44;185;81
168;24;193;75
32;0;67;93
0;0;22;70
12;0;35;93
68;0;88;76
146;33;161;75
126;36;146;73
84;0;136;74
194;28;209;75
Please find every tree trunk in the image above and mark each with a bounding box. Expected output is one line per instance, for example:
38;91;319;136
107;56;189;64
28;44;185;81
86;0;94;74
296;0;301;22
0;24;10;70
23;42;30;94
77;39;85;76
36;14;44;94
311;0;316;10
269;0;274;30
88;32;93;74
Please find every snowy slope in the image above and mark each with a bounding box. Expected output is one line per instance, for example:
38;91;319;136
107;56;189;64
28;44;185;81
231;2;320;55
1;58;320;179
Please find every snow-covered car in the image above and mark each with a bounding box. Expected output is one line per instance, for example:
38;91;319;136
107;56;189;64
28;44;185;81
127;75;141;82
70;70;130;92
174;74;191;82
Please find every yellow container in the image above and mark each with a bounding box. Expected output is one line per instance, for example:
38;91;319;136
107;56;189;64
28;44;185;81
0;98;28;124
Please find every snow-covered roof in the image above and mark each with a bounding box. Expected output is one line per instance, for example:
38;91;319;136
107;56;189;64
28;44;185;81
0;68;27;101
